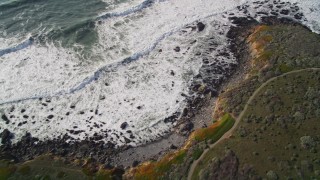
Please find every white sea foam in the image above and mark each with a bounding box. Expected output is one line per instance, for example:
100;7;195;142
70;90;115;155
289;0;320;33
95;0;244;62
0;44;95;103
0;36;28;50
0;26;207;145
0;0;319;146
101;0;149;13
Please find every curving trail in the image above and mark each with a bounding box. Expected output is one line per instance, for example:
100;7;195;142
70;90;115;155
187;68;320;180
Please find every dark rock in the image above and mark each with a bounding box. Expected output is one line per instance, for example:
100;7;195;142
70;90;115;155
124;137;131;144
197;22;205;31
280;9;290;15
174;46;180;52
112;168;125;179
21;132;32;143
182;108;188;117
257;11;268;15
47;115;54;119
228;17;257;26
170;144;177;149
120;122;128;130
93;134;103;141
129;134;135;139
204;87;218;97
294;13;303;20
192;84;202;91
132;160;140;167
1;129;13;144
104;163;114;169
1;114;10;124
270;11;279;16
164;113;178;124
180;121;194;134
10;106;15;113
75;130;85;135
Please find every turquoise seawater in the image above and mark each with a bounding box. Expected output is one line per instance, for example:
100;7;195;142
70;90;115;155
0;0;127;51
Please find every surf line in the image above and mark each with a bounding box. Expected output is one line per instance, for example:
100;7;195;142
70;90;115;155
0;0;157;58
0;28;177;105
0;37;34;57
97;0;155;20
0;0;171;106
0;5;241;105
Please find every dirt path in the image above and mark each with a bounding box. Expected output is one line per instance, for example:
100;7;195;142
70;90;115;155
187;68;320;180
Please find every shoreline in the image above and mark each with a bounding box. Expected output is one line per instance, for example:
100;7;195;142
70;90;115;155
0;19;240;169
0;16;314;178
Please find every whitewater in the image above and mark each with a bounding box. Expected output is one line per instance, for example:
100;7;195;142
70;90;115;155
0;0;319;146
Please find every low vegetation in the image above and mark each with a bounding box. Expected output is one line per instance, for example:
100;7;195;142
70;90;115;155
0;155;121;180
125;114;235;179
191;22;320;179
193;69;320;179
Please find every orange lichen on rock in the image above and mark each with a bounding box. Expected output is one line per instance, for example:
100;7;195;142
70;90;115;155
124;114;235;180
247;25;273;71
125;149;187;180
212;96;228;120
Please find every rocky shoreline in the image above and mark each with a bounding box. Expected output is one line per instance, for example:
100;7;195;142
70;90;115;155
0;15;312;178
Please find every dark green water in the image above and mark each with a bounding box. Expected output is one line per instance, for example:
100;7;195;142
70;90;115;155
0;0;123;50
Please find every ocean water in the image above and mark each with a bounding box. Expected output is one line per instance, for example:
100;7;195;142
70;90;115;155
0;0;319;146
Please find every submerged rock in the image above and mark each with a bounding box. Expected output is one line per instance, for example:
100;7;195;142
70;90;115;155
1;114;10;124
197;22;205;31
173;46;181;52
120;122;128;130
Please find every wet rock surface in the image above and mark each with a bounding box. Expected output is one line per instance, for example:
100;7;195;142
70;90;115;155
0;129;13;145
197;22;206;31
